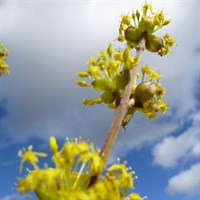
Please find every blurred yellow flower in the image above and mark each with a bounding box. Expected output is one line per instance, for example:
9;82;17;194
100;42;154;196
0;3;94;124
0;43;9;76
18;145;47;172
16;137;142;200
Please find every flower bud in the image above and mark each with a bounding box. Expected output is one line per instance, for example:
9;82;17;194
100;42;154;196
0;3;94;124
136;9;140;21
124;26;139;43
163;19;171;26
107;43;113;57
146;35;164;52
91;79;116;92
114;51;123;61
117;34;125;42
49;136;58;154
76;80;89;87
122;15;131;26
83;98;102;106
123;46;130;62
76;72;89;78
135;82;156;104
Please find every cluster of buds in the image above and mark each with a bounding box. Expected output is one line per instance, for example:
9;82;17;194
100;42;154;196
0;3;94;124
122;65;167;128
76;3;174;128
118;3;175;56
76;43;136;110
76;42;167;128
0;43;9;76
16;137;143;200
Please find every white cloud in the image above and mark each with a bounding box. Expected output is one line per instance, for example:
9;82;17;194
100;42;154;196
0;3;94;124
152;112;200;168
1;193;26;200
0;1;199;157
166;163;200;196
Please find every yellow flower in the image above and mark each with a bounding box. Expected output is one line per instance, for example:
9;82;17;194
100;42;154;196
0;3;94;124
18;145;47;172
155;84;165;99
141;65;160;82
108;163;134;195
49;136;58;154
127;193;143;200
164;33;175;47
153;11;165;28
158;46;169;56
87;66;100;78
17;138;141;200
157;100;168;115
0;43;10;77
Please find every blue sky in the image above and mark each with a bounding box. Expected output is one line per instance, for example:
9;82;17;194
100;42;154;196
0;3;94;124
0;0;200;200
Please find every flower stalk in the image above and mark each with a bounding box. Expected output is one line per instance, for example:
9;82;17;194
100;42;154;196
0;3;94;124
88;38;146;188
100;38;146;163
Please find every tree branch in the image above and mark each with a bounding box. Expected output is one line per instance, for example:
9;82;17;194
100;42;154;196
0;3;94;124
100;38;146;162
88;38;146;188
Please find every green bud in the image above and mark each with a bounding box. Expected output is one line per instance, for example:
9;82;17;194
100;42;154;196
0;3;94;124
135;82;156;104
122;15;131;26
107;43;113;57
91;79;116;92
114;51;123;61
117;34;125;42
163;19;171;26
146;35;164;53
123;46;130;62
83;98;102;106
76;80;89;87
124;26;140;43
136;9;140;21
132;12;136;20
76;72;89;78
87;66;100;77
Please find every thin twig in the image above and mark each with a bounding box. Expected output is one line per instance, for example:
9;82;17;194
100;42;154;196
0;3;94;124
100;38;146;162
88;38;146;188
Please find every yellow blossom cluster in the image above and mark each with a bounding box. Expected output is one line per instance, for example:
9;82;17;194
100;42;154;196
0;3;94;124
76;2;173;128
118;3;175;56
16;137;143;200
122;65;167;127
0;43;9;76
76;42;167;128
76;43;136;110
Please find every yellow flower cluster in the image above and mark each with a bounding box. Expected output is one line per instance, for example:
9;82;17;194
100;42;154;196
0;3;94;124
76;43;136;109
16;137;143;200
76;42;167;128
75;3;172;128
0;43;9;76
118;3;175;56
122;65;167;127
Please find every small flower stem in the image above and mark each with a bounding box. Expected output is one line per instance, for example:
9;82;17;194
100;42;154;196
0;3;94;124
100;38;146;163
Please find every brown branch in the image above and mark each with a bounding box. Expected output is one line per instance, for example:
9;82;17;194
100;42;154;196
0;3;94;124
100;38;146;162
88;38;146;188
